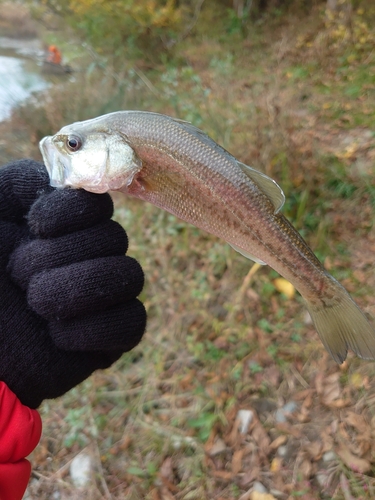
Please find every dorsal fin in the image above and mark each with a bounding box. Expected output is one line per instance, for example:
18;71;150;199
237;161;285;213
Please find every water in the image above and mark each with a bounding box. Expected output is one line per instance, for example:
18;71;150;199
0;37;50;121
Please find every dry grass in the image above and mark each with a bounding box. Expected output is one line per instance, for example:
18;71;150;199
3;4;375;499
0;1;38;38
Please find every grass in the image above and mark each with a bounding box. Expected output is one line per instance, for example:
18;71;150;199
2;2;375;499
0;1;38;38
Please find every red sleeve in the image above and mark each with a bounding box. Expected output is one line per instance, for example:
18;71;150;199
0;382;42;500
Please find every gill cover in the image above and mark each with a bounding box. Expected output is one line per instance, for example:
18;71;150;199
40;131;142;194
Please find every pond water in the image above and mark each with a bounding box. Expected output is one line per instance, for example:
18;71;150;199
0;37;50;121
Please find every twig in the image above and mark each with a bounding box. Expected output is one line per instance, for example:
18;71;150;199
132;66;161;97
227;262;262;323
290;364;310;389
340;473;355;500
176;0;206;43
93;441;113;499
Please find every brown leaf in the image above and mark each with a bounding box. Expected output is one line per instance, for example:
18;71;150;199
336;445;371;473
226;413;242;446
207;438;227;457
250;492;277;500
212;470;233;480
240;492;277;500
315;371;324;395
321;372;341;405
344;412;369;435
299;458;314;479
251;423;271;456
159;486;176;500
160;457;173;480
150;488;161;500
326;398;351;408
232;449;244;475
305;440;323;461
294;389;313;402
263;365;281;387
296;405;311;423
301;390;313;409
276;423;302;438
269;435;287;450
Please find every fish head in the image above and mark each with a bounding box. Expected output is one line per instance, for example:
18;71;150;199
39;121;142;193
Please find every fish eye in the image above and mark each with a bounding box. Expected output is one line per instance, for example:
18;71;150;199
66;135;82;152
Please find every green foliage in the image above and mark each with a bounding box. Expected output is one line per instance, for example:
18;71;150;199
39;0;186;61
187;410;218;442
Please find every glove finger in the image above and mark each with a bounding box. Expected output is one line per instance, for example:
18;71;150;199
27;256;145;320
4;344;125;409
8;220;128;290
49;299;146;351
28;188;114;238
0;221;28;267
0;160;53;222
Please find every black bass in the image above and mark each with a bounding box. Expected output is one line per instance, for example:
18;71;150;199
39;111;375;363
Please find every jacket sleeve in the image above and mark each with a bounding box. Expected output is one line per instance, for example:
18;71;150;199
0;382;42;500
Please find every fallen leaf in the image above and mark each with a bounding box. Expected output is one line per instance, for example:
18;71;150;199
251;423;271;455
336;445;371;473
276;423;301;438
298;458;313;479
239;466;261;488
273;278;295;299
320;372;348;407
344;412;369;435
349;372;367;389
326;398;351;409
160;457;173;479
269;435;287;450
159;486;176;500
296;405;311;423
250;492;277;500
150;488;161;500
270;457;282;472
207;438;227;456
212;470;233;480
232;449;244;475
294;389;313;401
305;440;323;461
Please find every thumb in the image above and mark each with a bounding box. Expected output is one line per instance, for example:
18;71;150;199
0;382;42;500
0;382;42;462
0;461;32;500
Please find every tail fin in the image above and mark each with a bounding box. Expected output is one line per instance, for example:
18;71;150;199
305;284;375;364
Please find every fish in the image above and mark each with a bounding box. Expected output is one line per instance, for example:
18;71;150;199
39;110;375;363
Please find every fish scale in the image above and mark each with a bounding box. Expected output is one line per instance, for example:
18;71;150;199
39;110;375;363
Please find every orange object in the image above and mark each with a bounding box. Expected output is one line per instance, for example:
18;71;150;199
47;45;62;65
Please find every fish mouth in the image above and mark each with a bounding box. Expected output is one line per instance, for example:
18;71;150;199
39;136;68;188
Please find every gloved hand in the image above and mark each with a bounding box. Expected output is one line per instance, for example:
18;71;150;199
0;382;42;500
0;159;147;409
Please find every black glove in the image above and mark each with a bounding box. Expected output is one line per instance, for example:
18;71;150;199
0;159;146;408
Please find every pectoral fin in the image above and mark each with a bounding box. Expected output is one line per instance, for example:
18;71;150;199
237;161;285;213
229;243;266;265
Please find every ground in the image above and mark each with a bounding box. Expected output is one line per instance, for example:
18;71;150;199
1;3;375;499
